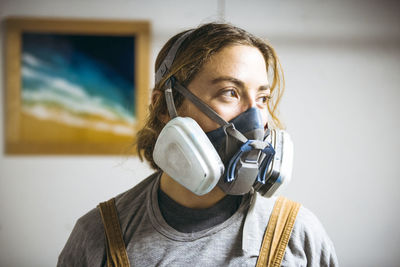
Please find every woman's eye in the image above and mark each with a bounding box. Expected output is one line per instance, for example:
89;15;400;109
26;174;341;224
221;89;238;98
257;95;271;105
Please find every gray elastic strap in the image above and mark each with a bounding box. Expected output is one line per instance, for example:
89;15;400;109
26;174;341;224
224;124;248;144
165;87;178;119
155;30;194;85
173;81;229;127
174;80;249;144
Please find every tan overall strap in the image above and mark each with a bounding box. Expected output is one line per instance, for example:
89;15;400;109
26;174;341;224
256;196;301;267
98;198;130;267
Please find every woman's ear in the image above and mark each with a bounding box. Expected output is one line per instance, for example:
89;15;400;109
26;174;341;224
151;90;169;124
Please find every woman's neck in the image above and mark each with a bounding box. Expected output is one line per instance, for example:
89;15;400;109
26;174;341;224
159;172;226;209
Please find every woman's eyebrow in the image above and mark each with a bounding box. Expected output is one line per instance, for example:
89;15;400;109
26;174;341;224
211;76;245;88
211;76;270;91
259;85;271;92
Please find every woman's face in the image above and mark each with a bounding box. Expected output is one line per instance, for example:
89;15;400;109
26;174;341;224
178;45;270;132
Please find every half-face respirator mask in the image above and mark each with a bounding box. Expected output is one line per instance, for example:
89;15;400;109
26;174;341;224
153;30;294;197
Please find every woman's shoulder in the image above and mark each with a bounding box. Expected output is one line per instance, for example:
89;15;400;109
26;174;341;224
57;171;160;266
113;171;160;229
251;194;335;249
57;202;105;266
244;193;338;266
76;171;159;232
283;202;339;266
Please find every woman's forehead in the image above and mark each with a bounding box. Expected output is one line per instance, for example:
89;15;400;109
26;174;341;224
194;45;269;86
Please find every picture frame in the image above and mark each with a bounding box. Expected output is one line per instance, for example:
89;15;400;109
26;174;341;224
4;17;150;154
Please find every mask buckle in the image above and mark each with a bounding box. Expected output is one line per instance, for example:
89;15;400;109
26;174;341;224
225;140;275;184
257;145;276;184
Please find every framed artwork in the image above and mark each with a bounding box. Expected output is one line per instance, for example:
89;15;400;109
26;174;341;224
4;17;150;154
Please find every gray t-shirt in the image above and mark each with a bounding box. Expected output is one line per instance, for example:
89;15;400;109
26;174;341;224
58;172;338;266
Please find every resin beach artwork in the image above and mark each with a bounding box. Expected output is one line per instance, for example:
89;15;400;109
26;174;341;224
20;33;136;144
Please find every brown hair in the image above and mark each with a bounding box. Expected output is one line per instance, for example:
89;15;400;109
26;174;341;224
136;23;285;169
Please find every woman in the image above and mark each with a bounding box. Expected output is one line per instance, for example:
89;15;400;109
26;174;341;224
58;22;338;266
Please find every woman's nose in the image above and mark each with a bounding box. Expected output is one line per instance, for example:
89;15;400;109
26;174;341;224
242;93;257;111
241;92;269;129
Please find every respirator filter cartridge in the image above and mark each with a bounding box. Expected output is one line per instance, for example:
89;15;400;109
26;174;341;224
153;117;225;195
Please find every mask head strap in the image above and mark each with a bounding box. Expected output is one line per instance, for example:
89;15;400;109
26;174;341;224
173;79;248;144
173;79;228;127
155;30;194;85
155;30;194;120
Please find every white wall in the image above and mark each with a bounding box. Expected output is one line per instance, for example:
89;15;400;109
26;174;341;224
0;0;399;266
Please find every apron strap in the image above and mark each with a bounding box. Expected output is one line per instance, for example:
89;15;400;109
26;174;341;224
256;196;301;267
98;198;130;267
98;195;299;267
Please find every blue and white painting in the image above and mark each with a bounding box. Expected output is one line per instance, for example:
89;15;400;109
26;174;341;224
21;33;136;137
